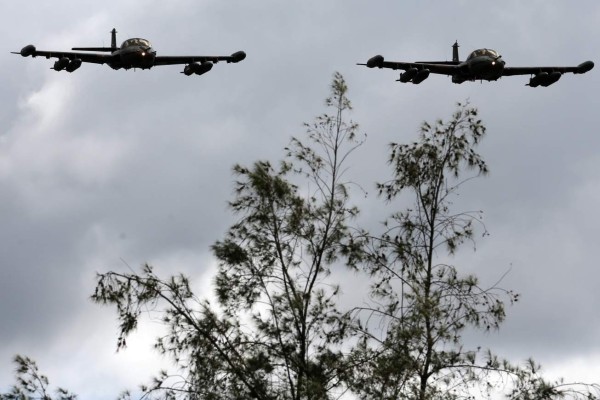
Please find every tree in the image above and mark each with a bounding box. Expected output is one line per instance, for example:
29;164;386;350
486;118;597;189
0;355;76;400
347;104;599;400
91;72;364;400
6;76;597;400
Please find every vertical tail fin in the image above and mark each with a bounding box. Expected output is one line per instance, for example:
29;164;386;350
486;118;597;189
111;28;117;50
71;29;118;52
452;41;459;63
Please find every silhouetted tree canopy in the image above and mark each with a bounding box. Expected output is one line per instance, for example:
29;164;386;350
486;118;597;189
4;74;598;400
0;355;76;400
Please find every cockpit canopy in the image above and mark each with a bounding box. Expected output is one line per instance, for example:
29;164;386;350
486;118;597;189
121;38;152;49
466;49;499;60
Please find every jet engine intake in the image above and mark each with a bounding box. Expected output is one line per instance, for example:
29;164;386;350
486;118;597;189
366;55;384;68
20;44;36;57
411;69;430;84
53;57;70;71
398;68;418;83
228;51;246;63
66;58;82;72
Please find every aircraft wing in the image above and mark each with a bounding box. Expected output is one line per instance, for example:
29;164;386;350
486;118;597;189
12;45;113;65
153;51;246;66
359;55;461;76
502;61;594;76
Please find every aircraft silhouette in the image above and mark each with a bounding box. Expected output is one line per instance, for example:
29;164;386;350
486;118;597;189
12;28;246;76
359;42;594;87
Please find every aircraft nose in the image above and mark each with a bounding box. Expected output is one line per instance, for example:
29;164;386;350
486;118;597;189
141;47;153;57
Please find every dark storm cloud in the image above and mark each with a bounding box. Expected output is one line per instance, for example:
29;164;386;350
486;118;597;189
1;0;599;397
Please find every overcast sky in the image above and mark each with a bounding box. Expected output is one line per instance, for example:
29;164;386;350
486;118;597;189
1;1;599;398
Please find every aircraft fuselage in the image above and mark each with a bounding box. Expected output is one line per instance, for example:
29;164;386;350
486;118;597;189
106;38;157;70
449;49;505;83
464;55;505;79
109;46;156;70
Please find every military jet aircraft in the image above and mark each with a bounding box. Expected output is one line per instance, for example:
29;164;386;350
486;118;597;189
359;42;593;87
12;28;246;76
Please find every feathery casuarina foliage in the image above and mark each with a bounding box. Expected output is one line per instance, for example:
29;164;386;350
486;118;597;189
6;75;598;400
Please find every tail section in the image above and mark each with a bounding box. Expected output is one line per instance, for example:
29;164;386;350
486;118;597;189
111;28;117;50
452;41;459;63
71;28;118;52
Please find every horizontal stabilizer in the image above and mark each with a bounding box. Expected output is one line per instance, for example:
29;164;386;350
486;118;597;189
414;61;460;65
71;47;116;52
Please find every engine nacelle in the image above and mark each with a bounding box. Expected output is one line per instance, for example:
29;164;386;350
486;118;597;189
576;61;594;74
411;69;430;84
398;68;418;83
540;71;561;87
183;63;196;76
528;72;545;87
528;71;561;87
366;55;384;68
196;61;213;75
183;62;213;76
228;51;246;63
20;44;36;57
66;58;82;72
53;57;70;71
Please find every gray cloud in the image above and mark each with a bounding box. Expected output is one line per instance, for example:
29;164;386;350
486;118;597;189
1;1;599;397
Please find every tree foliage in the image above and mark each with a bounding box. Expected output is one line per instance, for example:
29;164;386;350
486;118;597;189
91;72;364;400
347;104;599;400
6;76;598;400
0;355;76;400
